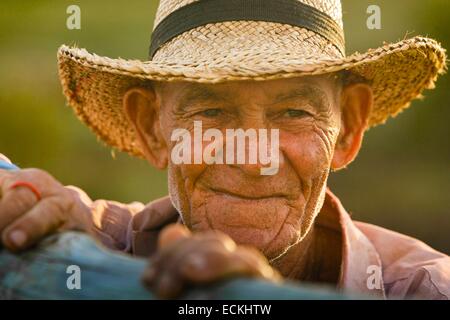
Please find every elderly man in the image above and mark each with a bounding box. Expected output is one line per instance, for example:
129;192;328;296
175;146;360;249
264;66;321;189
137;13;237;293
0;0;449;300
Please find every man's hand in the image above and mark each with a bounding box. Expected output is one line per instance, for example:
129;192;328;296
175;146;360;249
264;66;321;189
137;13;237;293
0;168;93;252
142;224;281;299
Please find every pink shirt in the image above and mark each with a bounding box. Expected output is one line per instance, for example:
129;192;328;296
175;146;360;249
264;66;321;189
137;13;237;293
73;186;449;300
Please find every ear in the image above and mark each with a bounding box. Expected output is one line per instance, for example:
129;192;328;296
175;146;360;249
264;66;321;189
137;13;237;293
123;86;168;169
331;83;373;171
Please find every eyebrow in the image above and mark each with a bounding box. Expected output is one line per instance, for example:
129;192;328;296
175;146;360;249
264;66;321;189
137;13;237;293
273;85;331;111
176;84;332;113
177;86;230;111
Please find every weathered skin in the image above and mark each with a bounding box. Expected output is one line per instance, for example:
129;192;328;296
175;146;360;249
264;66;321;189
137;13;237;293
128;75;372;297
0;75;373;299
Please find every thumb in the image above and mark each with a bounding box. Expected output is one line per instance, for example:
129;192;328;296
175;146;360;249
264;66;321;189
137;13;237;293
158;223;191;249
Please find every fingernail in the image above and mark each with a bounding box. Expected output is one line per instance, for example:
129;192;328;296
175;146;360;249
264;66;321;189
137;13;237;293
9;230;27;247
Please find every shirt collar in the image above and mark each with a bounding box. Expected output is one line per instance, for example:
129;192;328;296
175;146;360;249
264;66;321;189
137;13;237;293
321;188;386;299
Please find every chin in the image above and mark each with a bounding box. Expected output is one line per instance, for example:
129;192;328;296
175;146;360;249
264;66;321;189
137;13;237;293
188;190;304;260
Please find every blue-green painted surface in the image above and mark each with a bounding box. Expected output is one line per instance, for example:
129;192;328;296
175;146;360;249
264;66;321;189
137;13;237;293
0;232;354;300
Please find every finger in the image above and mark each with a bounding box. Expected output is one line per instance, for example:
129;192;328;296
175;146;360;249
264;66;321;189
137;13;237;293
193;230;237;251
212;251;267;279
142;255;163;284
152;241;227;299
179;246;236;282
143;235;206;291
1;197;66;251
0;183;40;232
180;247;264;283
234;246;282;281
142;254;186;299
0;169;14;184
142;264;157;284
145;231;242;297
180;245;277;283
153;271;184;299
144;233;199;285
158;224;191;249
154;233;237;283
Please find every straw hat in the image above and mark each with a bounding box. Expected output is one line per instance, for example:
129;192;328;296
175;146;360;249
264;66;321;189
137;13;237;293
57;0;447;158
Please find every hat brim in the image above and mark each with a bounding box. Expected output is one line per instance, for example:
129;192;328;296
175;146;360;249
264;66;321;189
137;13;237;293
57;36;446;158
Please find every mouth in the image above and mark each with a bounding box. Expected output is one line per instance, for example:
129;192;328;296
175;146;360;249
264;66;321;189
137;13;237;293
197;186;291;231
208;186;289;201
191;185;293;256
189;182;300;257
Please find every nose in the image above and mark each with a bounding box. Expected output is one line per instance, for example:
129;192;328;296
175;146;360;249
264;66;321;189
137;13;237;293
227;130;283;177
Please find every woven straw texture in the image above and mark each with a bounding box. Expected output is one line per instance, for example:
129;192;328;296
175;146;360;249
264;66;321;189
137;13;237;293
57;0;447;157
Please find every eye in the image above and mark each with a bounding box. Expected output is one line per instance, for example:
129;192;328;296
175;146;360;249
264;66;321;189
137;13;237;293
197;108;223;118
283;109;311;118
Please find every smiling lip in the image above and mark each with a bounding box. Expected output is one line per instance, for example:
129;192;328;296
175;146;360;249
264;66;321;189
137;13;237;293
209;187;288;200
203;187;291;231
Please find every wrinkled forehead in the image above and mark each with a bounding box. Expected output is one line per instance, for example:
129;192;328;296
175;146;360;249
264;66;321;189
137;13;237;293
155;74;342;108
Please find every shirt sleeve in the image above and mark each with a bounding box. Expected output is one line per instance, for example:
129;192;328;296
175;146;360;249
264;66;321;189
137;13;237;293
356;221;450;300
385;265;449;300
65;185;146;252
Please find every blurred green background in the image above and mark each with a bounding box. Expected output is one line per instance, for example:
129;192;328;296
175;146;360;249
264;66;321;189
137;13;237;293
0;1;449;253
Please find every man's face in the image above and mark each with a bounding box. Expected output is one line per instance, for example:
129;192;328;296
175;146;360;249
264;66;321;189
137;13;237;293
154;76;343;260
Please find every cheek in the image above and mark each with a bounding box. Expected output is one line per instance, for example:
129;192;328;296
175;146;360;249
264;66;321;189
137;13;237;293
167;161;208;226
165;123;221;224
280;129;332;180
278;128;335;243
